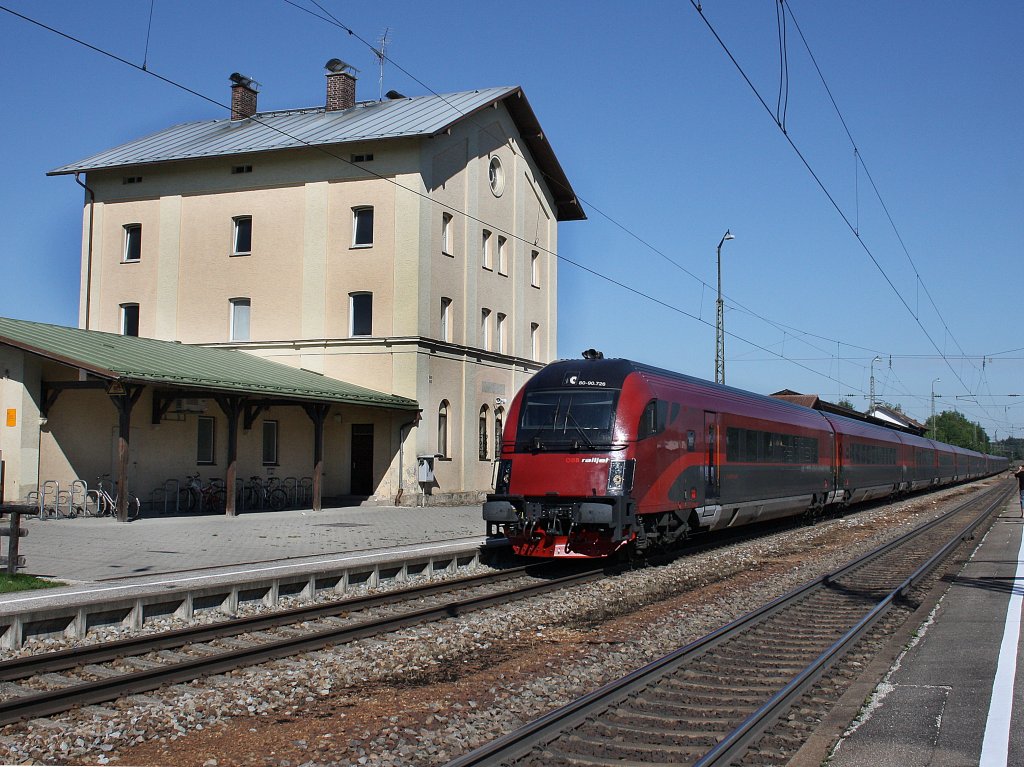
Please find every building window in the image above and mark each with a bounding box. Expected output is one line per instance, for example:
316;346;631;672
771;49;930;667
122;176;143;185
262;420;278;465
231;165;252;174
230;298;251;341
232;216;252;256
438;400;450;458
352;207;374;247
496;313;506;354
531;250;540;287
350;292;373;337
442;212;454;256
351;153;374;163
488;156;505;197
494;407;504;460
482;230;492;270
480;308;491;350
479;405;490;461
197;416;215;465
440;297;452;342
531;323;540;360
497;236;508;275
123;224;141;262
120;303;139;336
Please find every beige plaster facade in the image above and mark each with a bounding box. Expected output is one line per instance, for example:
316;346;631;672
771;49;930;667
68;84;576;502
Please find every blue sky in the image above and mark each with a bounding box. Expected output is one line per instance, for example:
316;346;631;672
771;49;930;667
1;1;1021;438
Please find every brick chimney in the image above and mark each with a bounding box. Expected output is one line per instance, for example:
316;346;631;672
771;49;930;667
324;59;358;112
229;73;258;120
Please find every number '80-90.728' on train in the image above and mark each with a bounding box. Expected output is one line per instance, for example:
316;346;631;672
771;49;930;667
483;351;1007;559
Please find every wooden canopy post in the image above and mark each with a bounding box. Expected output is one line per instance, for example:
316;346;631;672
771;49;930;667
216;395;245;516
303;404;330;512
108;383;144;523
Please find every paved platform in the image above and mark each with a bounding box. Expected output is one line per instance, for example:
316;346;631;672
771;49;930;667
825;496;1024;766
13;503;486;584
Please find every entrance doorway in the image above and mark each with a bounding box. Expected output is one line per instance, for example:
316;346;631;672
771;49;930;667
350;424;374;495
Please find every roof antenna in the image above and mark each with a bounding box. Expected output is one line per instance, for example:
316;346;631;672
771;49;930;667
374;27;390;101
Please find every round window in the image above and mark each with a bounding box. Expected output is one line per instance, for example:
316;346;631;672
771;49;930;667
488;156;505;197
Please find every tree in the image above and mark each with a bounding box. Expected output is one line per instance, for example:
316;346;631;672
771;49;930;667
925;410;990;452
835;398;857;411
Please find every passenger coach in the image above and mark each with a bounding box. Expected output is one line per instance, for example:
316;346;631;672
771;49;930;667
484;353;1007;559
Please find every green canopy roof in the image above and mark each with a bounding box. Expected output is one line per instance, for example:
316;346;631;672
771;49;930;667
0;317;417;411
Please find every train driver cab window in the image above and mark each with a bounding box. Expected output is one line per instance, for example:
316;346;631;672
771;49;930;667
638;399;668;440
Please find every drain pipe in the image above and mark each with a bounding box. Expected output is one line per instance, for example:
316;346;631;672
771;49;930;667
395;411;422;505
74;173;96;330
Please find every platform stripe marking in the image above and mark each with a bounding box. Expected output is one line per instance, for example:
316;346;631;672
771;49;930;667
979;515;1024;766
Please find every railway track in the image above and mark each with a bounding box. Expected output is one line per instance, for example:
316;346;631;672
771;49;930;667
0;563;606;725
446;481;1012;767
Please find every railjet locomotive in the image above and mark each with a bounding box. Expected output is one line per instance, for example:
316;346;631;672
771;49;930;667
484;352;1008;558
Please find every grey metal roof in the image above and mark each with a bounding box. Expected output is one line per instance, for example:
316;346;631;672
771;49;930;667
0;316;418;411
48;86;585;221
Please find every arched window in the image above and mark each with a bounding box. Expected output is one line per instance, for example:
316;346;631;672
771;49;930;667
479;405;490;461
494;406;504;460
437;400;450;458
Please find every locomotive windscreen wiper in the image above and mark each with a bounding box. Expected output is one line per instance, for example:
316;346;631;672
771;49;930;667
562;407;596;449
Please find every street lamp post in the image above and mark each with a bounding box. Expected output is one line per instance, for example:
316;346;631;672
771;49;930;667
715;230;734;385
931;378;941;439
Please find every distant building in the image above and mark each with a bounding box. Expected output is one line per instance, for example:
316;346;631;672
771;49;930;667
2;64;584;508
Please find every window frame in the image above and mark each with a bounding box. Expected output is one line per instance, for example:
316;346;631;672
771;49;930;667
349;291;373;337
123;224;142;263
496;312;506;354
229;297;251;342
441;212;454;256
437;400;450;459
120;303;140;337
196;415;216;465
352;206;374;248
482;229;492;270
497;235;508;275
440;297;452;342
262;420;279;466
530;322;540;360
531;250;540;288
481;308;491;350
478;405;490;461
494;407;504;460
232;215;252;256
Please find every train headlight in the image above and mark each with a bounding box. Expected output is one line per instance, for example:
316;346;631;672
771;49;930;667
495;459;513;494
606;460;635;495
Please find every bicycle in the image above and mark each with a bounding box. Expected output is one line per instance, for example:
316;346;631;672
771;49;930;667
85;474;141;520
178;474;226;514
243;475;288;512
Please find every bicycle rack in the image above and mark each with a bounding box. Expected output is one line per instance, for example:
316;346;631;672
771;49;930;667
40;480;60;520
155;479;180;515
299;476;313;506
69;480;88;517
283;476;298;508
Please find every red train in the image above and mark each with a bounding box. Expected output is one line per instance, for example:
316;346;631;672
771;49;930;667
483;352;1008;558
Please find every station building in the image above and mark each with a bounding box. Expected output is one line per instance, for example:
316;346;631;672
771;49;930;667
0;63;584;512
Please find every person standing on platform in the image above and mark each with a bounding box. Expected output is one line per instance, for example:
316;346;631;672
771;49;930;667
1014;464;1024;517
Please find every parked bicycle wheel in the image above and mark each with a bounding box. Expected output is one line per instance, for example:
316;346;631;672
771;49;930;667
178;487;198;513
268;487;288;511
127;493;141;520
207;488;227;514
